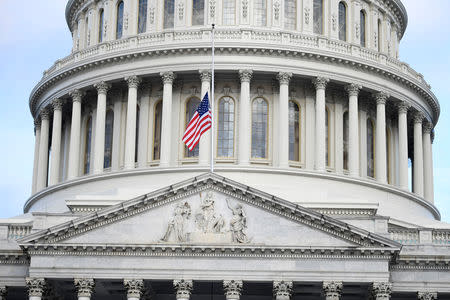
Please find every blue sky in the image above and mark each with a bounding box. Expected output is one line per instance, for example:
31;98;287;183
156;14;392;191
0;0;449;222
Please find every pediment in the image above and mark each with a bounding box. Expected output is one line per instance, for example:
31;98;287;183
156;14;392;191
19;173;400;252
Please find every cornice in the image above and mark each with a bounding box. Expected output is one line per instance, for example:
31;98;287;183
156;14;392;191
28;31;439;124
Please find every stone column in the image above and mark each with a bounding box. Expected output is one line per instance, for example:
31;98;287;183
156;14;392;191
0;286;7;300
277;72;292;168
417;292;437;300
138;83;151;168
32;119;41;194
313;77;329;172
413;112;424;197
397;102;409;190
93;81;111;174
273;281;293;300
26;278;45;300
423;122;434;203
173;280;193;300
238;70;253;165
371;282;392;300
49;99;64;185
37;108;50;191
199;70;212;166
124;76;142;170
160;72;176;167
323;281;342;300
68;89;84;179
223;280;243;300
124;279;144;300
74;278;95;300
375;92;389;183
345;83;362;177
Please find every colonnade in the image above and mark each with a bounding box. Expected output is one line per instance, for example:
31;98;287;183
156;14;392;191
31;70;435;203
16;278;439;300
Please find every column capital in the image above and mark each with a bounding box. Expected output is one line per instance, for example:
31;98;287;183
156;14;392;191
26;277;46;298
173;279;193;299
397;101;410;114
223;280;243;299
160;71;176;85
238;69;253;83
273;281;293;299
94;81;112;94
345;83;362;97
277;72;292;85
313;77;330;90
52;98;64;111
199;70;212;82
34;117;42;128
74;278;95;298
125;76;142;89
323;281;343;299
69;89;85;103
423;121;433;134
418;292;437;300
40;108;50;121
371;282;392;299
374;92;390;105
413;112;424;124
124;279;144;299
0;287;6;298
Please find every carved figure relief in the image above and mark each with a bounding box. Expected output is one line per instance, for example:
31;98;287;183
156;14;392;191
160;192;250;244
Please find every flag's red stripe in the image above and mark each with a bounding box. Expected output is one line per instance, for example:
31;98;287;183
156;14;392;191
182;109;212;151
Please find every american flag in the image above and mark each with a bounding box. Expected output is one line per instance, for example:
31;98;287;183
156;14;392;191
182;92;212;151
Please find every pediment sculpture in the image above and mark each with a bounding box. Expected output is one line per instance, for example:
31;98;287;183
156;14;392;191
161;191;251;244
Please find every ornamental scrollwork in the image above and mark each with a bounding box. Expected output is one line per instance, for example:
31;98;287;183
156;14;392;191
413;112;424;124
223;280;243;299
277;72;292;85
238;69;253;83
199;70;212;83
173;280;193;299
371;282;392;300
161;71;176;85
26;278;46;297
0;287;6;298
345;83;362;97
274;1;281;20
52;98;64;111
69;89;85;103
355;23;360;40
94;81;112;94
178;3;184;20
74;278;95;298
242;0;249;19
373;92;390;105
273;281;293;299
332;14;337;31
397;101;409;114
417;292;437;300
304;7;310;25
149;7;155;24
125;75;142;89
323;281;342;300
423;122;433;134
124;279;144;298
313;77;329;90
209;0;216;19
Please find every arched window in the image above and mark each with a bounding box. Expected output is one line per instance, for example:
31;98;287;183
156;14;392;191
138;0;148;33
164;0;175;28
325;107;330;167
251;98;268;159
153;101;163;160
313;0;323;34
217;97;235;158
84;116;93;174
192;0;205;25
254;0;267;26
338;2;347;41
343;111;349;170
367;118;375;178
185;97;201;157
135;105;140;163
378;19;382;52
98;9;104;43
104;109;114;169
222;0;235;25
116;1;124;39
360;10;366;47
284;0;296;30
288;101;300;161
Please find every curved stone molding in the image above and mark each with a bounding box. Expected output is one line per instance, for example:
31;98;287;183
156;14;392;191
374;92;390;105
94;81;112;94
69;89;84;103
223;280;243;300
345;83;362;97
26;277;46;297
277;72;292;85
313;77;330;90
74;278;95;298
52;98;64;111
323;281;342;300
273;281;293;300
371;282;392;300
173;279;193;300
161;71;176;85
199;70;212;82
238;69;253;83
125;76;142;89
417;292;438;300
124;279;144;298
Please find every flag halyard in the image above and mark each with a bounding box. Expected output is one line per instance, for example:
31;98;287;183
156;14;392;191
182;92;212;151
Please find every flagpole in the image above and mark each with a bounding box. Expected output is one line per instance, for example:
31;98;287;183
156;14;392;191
210;24;215;173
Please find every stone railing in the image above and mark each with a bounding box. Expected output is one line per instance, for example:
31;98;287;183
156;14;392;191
39;28;429;90
389;228;450;245
7;224;33;240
